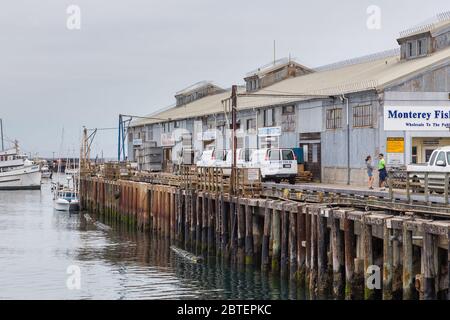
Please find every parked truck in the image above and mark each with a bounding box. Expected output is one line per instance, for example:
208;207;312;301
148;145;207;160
406;146;450;193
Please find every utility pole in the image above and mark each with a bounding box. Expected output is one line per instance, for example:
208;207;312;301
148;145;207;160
231;85;237;195
0;118;4;151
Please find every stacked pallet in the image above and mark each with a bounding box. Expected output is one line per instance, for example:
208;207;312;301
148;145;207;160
295;170;313;183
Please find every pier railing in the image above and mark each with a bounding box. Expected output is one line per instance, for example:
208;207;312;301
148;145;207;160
389;171;450;206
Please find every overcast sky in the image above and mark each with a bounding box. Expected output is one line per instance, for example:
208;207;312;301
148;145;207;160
1;0;449;158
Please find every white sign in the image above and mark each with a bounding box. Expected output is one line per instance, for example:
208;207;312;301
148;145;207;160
258;126;282;137
387;153;404;166
161;133;175;146
247;168;260;181
384;106;450;131
133;138;142;146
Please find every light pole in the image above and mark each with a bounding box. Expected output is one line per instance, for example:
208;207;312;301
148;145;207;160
0;118;4;151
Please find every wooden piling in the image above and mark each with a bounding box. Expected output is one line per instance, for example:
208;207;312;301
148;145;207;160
331;209;345;299
271;207;281;272
383;219;393;300
423;230;437;300
289;208;297;282
261;201;271;271
245;202;254;265
362;216;375;300
297;205;306;286
280;206;289;278
344;213;356;300
402;224;414;300
309;207;318;299
317;209;329;298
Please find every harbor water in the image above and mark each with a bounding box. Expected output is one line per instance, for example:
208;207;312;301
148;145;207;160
0;179;296;300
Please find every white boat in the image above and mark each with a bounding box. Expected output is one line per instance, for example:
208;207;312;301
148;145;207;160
54;189;79;211
53;152;80;212
41;164;52;179
0;146;42;190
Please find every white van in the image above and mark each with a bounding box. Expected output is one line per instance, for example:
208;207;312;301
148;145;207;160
196;149;226;167
249;148;297;183
222;148;254;168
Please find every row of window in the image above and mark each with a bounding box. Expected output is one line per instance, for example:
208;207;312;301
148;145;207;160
326;105;373;129
134;104;373;141
406;38;428;58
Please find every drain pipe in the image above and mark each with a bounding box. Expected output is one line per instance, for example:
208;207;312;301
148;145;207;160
342;94;350;185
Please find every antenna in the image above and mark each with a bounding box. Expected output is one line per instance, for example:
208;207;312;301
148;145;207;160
273;40;276;65
0;118;4;151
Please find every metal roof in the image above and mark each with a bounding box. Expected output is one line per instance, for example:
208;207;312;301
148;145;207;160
131;46;450;127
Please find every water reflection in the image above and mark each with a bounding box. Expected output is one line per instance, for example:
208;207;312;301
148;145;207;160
0;180;300;300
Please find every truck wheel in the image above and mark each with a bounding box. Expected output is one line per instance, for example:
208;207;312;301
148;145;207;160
289;177;296;185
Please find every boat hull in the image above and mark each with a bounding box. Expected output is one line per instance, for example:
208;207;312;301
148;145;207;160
54;199;80;212
0;165;42;190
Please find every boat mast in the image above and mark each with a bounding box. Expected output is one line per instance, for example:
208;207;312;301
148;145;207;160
0;118;4;151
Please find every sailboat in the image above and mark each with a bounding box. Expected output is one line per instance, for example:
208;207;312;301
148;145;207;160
53;138;79;212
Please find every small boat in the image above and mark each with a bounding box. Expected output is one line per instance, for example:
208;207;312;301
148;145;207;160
41;164;52;179
54;189;79;211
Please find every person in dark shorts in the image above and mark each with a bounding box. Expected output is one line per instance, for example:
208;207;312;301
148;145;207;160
378;153;387;191
365;155;374;190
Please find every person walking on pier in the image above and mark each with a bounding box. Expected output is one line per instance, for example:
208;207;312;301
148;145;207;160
378;153;387;191
365;155;374;190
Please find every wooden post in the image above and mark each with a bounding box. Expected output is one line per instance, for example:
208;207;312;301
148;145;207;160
271;208;281;272
406;172;411;203
383;219;393;300
222;196;229;259
196;193;202;251
207;194;215;255
289;209;297;282
190;190;196;248
344;215;356;300
253;207;263;267
261;202;271;271
362;217;375;300
331;210;344;299
309;207;318;299
305;207;312;296
423;230;437;300
245;202;254;265
201;193;207;253
402;225;414;300
237;199;245;265
280;206;289;279
392;227;403;299
297;205;306;286
317;210;329;298
230;199;237;264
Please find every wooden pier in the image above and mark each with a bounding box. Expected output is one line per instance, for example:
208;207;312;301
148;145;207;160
79;172;450;300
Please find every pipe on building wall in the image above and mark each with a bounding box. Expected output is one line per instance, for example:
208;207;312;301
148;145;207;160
342;95;350;185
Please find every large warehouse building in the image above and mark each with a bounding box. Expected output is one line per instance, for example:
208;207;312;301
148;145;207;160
129;13;450;186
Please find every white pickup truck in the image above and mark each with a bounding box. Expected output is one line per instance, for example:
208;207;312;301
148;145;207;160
406;146;450;192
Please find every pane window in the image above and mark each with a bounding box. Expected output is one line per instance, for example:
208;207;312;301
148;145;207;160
269;150;280;161
282;150;294;160
326;108;342;129
353;105;373;127
312;144;318;163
